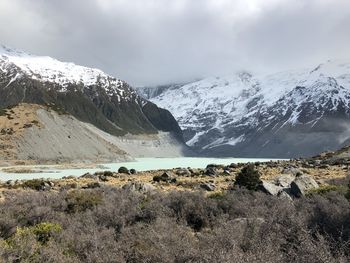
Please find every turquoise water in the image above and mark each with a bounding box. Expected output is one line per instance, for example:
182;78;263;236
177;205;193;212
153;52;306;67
0;157;282;181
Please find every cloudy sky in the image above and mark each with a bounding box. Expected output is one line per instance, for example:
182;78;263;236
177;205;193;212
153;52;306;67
1;0;349;86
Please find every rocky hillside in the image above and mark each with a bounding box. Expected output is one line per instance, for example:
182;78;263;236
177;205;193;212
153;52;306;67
0;45;183;139
0;104;187;165
147;60;350;158
0;46;189;163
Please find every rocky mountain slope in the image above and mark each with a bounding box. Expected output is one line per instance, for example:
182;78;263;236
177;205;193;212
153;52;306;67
0;45;188;163
0;104;186;164
143;60;350;158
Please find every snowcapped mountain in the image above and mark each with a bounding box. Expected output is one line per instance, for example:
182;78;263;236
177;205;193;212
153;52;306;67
0;45;184;142
146;60;350;158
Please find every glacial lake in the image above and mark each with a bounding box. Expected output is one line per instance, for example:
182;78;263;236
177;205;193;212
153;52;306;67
0;157;283;181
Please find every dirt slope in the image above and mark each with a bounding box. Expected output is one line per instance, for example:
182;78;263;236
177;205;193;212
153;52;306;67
0;104;187;165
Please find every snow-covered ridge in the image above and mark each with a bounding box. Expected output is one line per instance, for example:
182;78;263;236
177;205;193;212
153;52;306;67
0;45;129;98
150;59;350;151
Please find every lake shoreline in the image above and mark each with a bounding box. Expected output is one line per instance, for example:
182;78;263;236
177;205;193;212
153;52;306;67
0;157;285;181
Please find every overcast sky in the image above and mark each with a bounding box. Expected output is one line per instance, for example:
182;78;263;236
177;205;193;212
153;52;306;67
1;0;349;86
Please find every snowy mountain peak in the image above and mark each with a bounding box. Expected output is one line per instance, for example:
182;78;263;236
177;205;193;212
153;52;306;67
146;59;350;157
0;45;128;97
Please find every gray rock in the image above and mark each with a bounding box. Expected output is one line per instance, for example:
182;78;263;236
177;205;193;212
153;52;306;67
98;175;109;182
200;183;216;191
6;180;15;186
153;172;177;183
80;173;98;180
62;175;76;180
319;164;330;169
122;182;156;194
85;182;101;189
176;168;191;177
290;175;319;197
204;167;217;176
42;182;52;191
277;190;293;201
223;169;231;175
47;181;55;187
259;181;283;196
274;174;295;188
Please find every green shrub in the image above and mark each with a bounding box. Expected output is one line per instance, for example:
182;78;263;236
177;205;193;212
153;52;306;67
103;170;114;177
234;164;261;191
208;192;226;200
22;179;45;191
118;166;129;174
0;109;6;116
65;190;103;213
8;222;62;245
307;185;346;196
346;181;350;201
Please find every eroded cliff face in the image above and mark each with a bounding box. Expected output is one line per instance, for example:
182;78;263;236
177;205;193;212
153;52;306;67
0;45;188;163
0;104;188;165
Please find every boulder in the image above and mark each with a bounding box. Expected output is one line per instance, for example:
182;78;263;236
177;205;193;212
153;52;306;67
290;175;319;197
85;182;101;189
98;175;109;182
176;168;191;177
274;174;295;188
277;190;293;201
80;173;98;180
153;172;177;183
223;167;231;175
200;183;216;191
259;181;283;196
204;167;217;177
6;180;15;186
122;182;156;194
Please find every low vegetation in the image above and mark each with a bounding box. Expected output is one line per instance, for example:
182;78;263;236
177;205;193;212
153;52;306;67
0;184;350;262
234;164;262;190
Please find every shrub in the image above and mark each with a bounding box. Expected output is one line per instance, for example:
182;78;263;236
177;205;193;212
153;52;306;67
6;222;61;246
65;190;103;213
103;170;113;177
234;164;262;190
118;166;129;174
0;109;6;116
0;184;350;262
346;181;350;201
21;179;46;191
307;185;346;196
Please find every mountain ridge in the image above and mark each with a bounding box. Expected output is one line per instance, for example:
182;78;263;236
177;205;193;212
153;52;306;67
0;45;184;139
0;45;189;163
141;59;350;158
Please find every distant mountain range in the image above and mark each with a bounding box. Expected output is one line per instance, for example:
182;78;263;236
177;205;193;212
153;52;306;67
138;60;350;158
0;45;188;163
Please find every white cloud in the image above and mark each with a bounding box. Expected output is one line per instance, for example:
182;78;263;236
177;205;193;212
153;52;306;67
0;0;349;85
